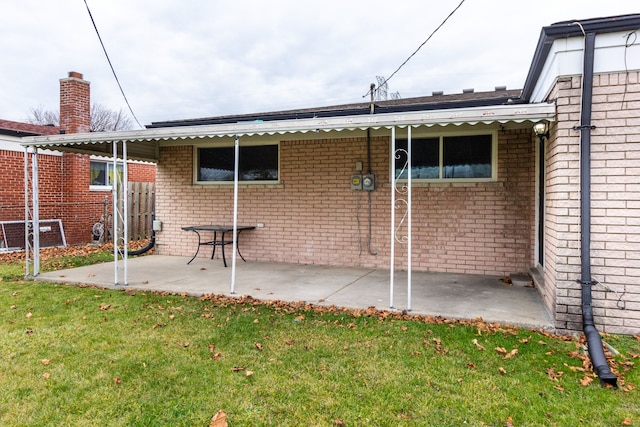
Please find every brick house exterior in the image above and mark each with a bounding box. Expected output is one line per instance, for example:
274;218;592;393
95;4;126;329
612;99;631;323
155;127;536;276
20;15;640;335
1;72;156;247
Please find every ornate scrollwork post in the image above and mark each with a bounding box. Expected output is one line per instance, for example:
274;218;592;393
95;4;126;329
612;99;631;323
389;127;412;310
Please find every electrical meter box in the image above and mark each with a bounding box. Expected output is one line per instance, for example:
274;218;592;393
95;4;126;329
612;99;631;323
362;174;375;191
351;175;362;190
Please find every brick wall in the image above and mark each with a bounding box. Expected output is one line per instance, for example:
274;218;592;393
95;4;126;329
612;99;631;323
0;149;156;246
0;150;63;222
546;71;640;335
154;127;535;276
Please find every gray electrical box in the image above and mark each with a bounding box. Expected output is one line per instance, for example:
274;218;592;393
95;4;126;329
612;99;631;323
351;175;362;190
362;174;375;191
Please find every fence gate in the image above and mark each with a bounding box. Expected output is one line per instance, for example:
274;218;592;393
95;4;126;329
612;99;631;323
127;182;155;241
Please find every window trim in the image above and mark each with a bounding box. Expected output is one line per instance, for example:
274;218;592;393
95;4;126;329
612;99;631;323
390;130;498;183
193;141;281;185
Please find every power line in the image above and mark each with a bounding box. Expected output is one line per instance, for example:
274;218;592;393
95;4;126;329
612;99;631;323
366;0;467;98
83;0;143;129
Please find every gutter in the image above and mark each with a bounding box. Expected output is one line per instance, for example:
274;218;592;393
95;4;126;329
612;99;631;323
576;29;618;389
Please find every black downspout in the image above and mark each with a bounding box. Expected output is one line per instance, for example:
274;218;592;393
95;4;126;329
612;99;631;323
577;31;618;388
127;214;156;256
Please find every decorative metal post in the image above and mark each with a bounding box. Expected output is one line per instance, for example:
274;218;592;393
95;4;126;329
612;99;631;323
390;126;412;310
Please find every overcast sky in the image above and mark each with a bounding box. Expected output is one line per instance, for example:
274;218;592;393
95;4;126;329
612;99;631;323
1;0;638;128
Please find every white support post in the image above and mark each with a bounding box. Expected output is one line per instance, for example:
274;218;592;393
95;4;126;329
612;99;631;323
122;141;129;285
389;127;396;309
407;127;412;311
112;142;119;285
230;135;240;294
24;147;40;277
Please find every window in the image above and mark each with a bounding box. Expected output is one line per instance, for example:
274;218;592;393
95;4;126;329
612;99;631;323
90;160;122;188
196;144;279;183
394;133;495;181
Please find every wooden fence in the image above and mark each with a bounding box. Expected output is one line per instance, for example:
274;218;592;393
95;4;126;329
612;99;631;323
128;182;155;241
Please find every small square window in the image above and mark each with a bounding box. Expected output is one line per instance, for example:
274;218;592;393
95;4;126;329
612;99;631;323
90;161;122;187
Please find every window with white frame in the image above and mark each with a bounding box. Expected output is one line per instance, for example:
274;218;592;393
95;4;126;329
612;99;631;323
90;160;122;188
394;133;495;181
196;144;279;183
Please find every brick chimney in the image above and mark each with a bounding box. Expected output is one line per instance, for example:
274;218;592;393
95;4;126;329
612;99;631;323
59;71;90;134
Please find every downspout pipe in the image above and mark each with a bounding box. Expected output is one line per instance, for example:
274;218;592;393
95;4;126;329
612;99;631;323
577;30;618;388
127;214;156;256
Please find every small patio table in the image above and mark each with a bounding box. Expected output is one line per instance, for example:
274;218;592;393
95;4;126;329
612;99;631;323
181;225;255;267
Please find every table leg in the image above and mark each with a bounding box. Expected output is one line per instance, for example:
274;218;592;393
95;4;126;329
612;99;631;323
236;229;248;262
221;231;227;267
211;231;218;260
186;230;202;265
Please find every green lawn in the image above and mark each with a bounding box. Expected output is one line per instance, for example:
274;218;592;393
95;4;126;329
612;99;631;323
1;249;639;426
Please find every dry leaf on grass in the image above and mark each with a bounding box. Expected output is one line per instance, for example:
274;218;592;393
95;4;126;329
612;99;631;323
209;410;228;427
472;339;485;351
580;375;594;387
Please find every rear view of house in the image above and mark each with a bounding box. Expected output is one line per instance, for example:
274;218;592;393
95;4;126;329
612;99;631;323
20;15;640;338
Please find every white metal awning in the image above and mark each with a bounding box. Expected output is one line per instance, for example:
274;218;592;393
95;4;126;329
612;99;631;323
21;102;556;161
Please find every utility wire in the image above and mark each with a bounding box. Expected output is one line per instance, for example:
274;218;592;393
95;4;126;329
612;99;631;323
83;0;143;129
365;0;466;98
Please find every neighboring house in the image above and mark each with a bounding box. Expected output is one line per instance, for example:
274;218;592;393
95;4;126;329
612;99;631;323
1;72;155;248
21;15;640;336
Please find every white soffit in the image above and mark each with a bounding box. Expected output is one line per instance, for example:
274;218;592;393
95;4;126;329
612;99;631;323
21;102;555;149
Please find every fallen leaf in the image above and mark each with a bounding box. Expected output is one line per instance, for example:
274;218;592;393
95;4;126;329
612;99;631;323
26;312;33;319
245;370;254;377
11;291;19;296
99;304;111;311
546;368;563;382
553;384;565;391
504;349;518;359
621;417;632;426
231;366;245;372
495;347;507;355
506;416;514;427
580;375;594;387
498;367;507;375
114;377;121;385
209;344;216;353
472;339;486;351
284;339;295;345
467;362;477;369
255;342;264;351
10;305;17;310
42;372;51;379
332;420;345;426
213;352;221;360
41;359;51;366
209;410;228;427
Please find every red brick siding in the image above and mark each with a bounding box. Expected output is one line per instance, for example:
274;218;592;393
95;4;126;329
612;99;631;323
0;150;155;245
155;128;535;276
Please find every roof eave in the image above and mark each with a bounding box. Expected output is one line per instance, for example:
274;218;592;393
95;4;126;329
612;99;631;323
521;14;640;101
21;102;556;160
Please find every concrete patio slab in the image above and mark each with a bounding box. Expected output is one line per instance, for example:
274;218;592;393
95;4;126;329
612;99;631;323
36;255;554;331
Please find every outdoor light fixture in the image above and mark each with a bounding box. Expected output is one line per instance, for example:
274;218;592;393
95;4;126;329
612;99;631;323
533;121;549;138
